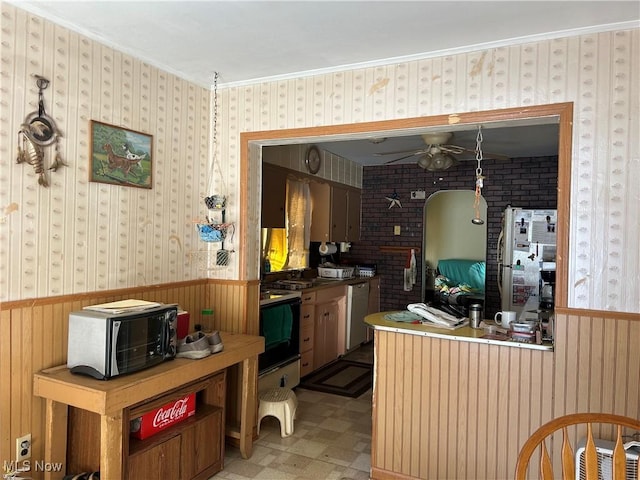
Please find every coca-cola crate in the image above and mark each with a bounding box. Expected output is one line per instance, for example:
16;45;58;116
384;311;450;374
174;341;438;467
130;393;196;440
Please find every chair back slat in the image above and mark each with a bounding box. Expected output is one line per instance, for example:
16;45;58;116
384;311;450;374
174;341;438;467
612;425;626;480
561;427;575;480
584;423;599;480
540;442;553;480
514;413;640;480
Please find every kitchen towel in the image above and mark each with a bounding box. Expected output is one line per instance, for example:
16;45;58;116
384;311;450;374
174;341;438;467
261;304;293;348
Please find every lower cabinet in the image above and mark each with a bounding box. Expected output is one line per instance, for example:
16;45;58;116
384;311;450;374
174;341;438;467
313;300;339;370
299;303;315;377
67;371;226;480
128;406;223;480
128;435;181;479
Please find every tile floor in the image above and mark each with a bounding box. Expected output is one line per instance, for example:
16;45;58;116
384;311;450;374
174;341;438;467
215;343;373;480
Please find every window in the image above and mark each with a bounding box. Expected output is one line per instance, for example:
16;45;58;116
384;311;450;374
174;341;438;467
262;177;311;272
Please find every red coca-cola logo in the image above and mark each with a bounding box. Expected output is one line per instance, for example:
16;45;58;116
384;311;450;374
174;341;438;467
152;397;190;428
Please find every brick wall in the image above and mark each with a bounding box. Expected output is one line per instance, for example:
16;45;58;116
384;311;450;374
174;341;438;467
342;156;558;316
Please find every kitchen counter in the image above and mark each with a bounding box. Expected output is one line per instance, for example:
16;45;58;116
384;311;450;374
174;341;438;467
365;310;553;351
305;276;375;291
262;275;377;295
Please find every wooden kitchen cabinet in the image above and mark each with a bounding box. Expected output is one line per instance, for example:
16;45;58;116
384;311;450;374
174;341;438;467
299;293;316;377
346;188;361;242
300;291;316;376
261;163;287;228
128;435;181;479
367;276;380;314
310;181;361;242
313;300;339;369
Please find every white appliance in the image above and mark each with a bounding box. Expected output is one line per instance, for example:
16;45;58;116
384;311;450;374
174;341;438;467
497;207;557;318
346;282;369;351
575;437;640;480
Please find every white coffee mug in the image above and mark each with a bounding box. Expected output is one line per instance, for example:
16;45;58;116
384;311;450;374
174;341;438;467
494;310;517;327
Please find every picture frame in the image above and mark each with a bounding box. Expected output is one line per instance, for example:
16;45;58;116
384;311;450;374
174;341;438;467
90;120;153;189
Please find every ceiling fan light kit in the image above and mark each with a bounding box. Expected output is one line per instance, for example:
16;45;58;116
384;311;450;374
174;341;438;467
418;152;457;171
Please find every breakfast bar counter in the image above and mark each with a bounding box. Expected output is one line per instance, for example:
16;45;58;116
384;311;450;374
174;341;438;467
365;310;553;351
365;311;555;479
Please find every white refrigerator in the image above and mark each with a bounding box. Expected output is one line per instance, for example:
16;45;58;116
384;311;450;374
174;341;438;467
497;207;557;317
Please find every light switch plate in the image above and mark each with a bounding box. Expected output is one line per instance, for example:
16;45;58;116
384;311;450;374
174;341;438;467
411;190;426;200
394;225;401;235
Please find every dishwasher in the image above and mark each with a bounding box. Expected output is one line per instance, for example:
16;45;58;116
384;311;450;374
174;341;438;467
346;281;370;351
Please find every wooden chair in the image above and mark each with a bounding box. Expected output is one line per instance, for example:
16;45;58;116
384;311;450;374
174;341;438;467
515;413;640;480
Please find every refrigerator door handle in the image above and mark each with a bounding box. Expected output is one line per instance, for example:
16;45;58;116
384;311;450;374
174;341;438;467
497;229;504;297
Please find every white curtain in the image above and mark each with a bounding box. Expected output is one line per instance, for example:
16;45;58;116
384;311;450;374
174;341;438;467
286;177;310;269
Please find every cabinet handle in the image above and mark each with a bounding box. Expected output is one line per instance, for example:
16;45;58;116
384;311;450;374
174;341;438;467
302;362;309;367
303;314;311;319
303;337;310;342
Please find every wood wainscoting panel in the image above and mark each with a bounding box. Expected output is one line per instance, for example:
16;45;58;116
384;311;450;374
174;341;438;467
207;279;260;335
371;329;554;480
553;309;640;431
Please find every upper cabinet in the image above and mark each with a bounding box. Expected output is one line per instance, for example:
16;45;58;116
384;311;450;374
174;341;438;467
261;163;286;228
310;182;361;242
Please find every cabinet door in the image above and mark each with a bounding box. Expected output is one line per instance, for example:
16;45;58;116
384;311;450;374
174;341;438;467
313;302;339;369
128;436;181;480
331;185;349;242
324;302;339;363
347;189;361;241
367;277;380;314
261;163;286;228
310;181;331;242
313;305;328;368
181;409;223;479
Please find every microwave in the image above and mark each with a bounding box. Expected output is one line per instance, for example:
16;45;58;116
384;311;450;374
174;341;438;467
67;304;178;380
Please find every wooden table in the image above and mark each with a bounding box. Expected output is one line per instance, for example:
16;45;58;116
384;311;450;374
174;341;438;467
33;332;264;480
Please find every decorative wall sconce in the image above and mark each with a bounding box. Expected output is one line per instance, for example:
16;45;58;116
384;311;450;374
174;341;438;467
16;75;66;187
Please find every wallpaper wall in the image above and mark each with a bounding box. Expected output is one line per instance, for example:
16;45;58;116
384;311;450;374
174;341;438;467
226;28;639;313
2;3;638;313
1;4;213;301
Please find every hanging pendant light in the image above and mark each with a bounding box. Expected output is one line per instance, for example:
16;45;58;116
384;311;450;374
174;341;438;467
418;148;458;171
472;126;485;225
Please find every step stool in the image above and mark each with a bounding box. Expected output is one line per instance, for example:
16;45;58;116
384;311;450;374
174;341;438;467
257;387;297;438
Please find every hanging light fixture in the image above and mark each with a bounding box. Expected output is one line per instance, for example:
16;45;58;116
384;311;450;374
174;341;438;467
418;148;458;171
471;125;485;225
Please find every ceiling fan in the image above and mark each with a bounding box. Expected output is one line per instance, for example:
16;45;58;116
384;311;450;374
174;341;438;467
375;132;509;171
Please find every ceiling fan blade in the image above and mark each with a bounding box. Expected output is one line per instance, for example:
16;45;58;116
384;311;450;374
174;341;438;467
457;146;510;161
374;148;426;157
384;152;421;164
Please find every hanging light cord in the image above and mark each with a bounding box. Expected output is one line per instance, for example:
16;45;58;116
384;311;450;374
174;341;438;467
207;71;227;195
473;126;485;223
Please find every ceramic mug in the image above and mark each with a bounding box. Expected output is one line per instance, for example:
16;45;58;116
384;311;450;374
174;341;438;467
494;310;517;328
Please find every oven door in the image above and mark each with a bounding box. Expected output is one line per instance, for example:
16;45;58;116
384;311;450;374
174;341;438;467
259;296;301;373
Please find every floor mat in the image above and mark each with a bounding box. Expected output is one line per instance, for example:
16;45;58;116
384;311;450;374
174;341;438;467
299;359;372;398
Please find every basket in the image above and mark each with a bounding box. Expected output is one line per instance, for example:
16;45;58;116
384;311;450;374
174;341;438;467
317;266;355;279
196;223;229;242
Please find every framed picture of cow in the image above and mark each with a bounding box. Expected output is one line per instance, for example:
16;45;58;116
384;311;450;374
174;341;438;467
89;120;153;188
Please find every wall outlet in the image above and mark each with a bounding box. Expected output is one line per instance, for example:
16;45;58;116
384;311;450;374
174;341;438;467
16;433;31;461
411;190;426;200
394;225;401;235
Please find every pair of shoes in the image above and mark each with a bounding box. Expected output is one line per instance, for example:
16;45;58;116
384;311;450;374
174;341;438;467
176;332;211;359
208;330;224;354
63;473;99;480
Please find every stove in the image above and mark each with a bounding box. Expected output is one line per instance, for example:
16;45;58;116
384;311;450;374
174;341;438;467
262;279;313;291
259;289;302;306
